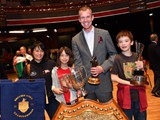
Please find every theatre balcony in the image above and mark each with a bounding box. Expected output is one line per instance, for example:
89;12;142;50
1;0;159;26
0;0;160;61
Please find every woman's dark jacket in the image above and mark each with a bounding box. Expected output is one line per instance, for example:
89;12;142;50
22;59;55;97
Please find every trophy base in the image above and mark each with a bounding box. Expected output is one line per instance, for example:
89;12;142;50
88;77;100;85
130;75;149;86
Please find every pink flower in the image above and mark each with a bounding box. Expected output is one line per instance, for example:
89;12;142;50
98;36;103;44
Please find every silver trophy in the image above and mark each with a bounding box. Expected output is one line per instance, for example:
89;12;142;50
130;41;148;86
68;66;88;97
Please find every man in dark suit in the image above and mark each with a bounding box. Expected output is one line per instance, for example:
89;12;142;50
72;6;117;103
148;33;160;97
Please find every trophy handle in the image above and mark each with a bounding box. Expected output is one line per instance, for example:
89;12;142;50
79;65;87;81
135;41;144;61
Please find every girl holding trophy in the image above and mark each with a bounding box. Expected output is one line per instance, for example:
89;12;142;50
51;46;78;105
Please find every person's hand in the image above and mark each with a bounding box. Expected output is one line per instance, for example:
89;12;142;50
66;78;73;89
53;66;58;71
60;79;68;87
77;90;82;98
128;81;134;86
135;61;143;70
43;69;50;74
23;58;27;63
52;88;63;94
14;78;19;82
90;66;104;77
72;64;75;69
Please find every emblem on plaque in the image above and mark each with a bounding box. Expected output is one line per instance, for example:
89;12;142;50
18;98;29;113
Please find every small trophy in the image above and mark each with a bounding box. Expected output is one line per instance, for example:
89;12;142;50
88;57;100;84
130;41;148;86
68;66;88;97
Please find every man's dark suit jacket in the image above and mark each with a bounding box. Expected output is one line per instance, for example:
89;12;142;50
148;42;160;73
148;41;160;93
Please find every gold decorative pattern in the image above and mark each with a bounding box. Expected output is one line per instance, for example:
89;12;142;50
63;111;117;120
52;99;128;120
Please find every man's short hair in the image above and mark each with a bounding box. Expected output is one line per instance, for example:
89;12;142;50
150;33;158;41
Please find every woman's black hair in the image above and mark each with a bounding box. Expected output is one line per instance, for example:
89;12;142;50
31;41;46;62
31;41;45;52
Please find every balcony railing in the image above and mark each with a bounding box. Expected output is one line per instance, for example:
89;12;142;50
2;0;129;14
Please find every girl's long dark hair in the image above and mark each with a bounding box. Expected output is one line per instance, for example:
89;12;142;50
56;46;74;67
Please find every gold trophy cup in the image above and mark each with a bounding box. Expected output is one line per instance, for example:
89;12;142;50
88;57;100;84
